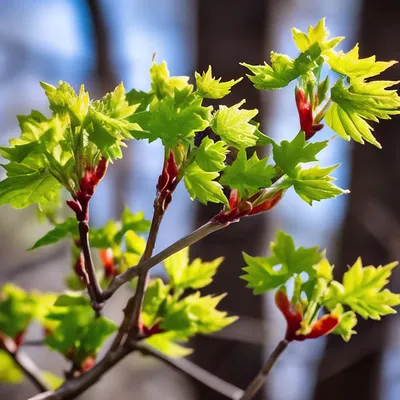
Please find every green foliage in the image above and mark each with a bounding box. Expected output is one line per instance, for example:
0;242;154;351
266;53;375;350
0;351;23;383
243;231;400;342
0;18;400;388
325;78;400;148
145;332;193;357
164;248;223;290
44;293;117;364
30;218;78;250
242;49;320;91
220;150;275;199
291;18;344;53
141;250;235;356
0;285;57;339
241;230;323;294
195;66;242;99
0;284;37;339
283;164;349;205
184;162;228;205
270;132;328;178
41;371;64;390
131;89;212;148
195;136;228;173
325;44;397;80
323;258;400;320
210;100;259;149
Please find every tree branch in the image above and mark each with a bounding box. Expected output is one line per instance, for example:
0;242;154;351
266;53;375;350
78;220;104;310
135;342;244;399
0;336;49;393
28;346;132;400
240;340;288;400
103;220;230;299
110;198;165;350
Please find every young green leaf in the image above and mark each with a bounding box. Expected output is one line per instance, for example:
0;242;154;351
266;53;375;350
323;258;400;320
125;89;155;113
89;89;142;160
0;169;61;209
325;44;397;80
0;284;36;339
150;61;190;100
41;371;63;390
130;89;212;148
141;279;170;328
44;294;117;364
325;78;400;148
284;164;348;205
145;332;192;357
195;136;228;172
40;81;89;125
181;293;237;334
220;150;275;199
90;220;119;249
211;100;258;149
114;208;151;242
330;305;357;342
125;230;146;256
184;162;228;205
242;49;320;91
0;351;23;383
291;18;344;53
241;230;323;294
195;66;242;99
271;131;328;177
164;248;223;290
30;218;78;250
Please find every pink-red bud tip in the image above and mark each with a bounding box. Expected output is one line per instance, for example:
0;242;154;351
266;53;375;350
295;88;324;140
275;289;339;342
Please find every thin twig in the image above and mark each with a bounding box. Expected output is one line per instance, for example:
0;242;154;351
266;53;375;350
22;340;45;347
0;336;49;393
240;340;289;400
78;221;104;309
135;342;244;399
127;199;165;338
110;199;165;350
103;220;230;299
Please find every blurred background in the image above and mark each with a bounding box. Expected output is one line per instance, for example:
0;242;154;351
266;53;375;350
0;0;399;399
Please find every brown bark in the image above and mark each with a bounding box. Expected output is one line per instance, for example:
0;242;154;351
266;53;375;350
192;1;270;399
314;1;400;399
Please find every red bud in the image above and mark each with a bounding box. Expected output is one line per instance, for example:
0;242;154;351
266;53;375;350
295;88;324;140
100;248;116;278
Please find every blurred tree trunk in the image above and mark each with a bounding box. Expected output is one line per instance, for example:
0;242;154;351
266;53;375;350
86;0;129;218
314;1;400;399
192;1;270;399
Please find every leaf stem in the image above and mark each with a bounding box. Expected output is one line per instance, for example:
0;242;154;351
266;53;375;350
103;220;230;299
0;336;49;393
78;220;104;310
240;340;289;400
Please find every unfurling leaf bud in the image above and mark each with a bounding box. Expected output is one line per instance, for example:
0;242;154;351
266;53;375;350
275;287;338;342
295;87;324;140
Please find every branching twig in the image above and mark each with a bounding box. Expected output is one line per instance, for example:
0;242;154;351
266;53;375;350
240;340;289;400
28;346;132;400
78;221;104;310
103;220;230;299
135;342;244;399
0;336;49;393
